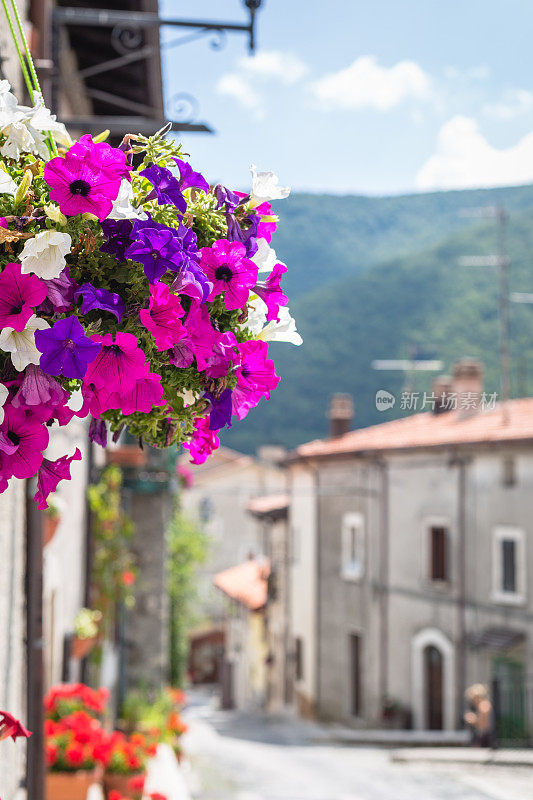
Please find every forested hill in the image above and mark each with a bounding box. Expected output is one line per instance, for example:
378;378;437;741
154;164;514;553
223;184;533;454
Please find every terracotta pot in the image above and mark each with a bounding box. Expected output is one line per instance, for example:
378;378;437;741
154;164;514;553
107;446;147;468
43;515;60;547
104;772;146;800
46;769;98;800
71;635;97;660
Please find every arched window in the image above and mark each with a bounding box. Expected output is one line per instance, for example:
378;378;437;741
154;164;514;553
424;645;443;730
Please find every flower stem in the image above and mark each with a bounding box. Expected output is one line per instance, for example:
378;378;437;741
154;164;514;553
0;0;34;103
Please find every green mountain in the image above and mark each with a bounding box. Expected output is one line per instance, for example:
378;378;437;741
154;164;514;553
224;186;533;454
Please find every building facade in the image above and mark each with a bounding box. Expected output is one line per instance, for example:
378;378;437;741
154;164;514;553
290;365;533;736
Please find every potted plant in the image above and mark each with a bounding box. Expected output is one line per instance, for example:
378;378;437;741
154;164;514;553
102;731;152;800
45;711;106;800
43;501;61;546
44;683;110;721
71;609;102;660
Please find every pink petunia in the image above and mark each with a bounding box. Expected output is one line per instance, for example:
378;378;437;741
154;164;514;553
0;263;47;331
120;372;165;415
140;283;186;351
231;340;280;420
200;239;258;310
0;405;49;479
34;448;82;509
183;417;220;465
69;134;130;180
204;331;238;379
253;263;288;322
83;332;149;395
183;302;217;371
255;201;277;243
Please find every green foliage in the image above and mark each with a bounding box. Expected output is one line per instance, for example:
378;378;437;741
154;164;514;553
88;465;136;636
225;186;533;453
167;508;209;686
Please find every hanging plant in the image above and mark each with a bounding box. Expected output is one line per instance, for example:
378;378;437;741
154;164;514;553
0;0;301;506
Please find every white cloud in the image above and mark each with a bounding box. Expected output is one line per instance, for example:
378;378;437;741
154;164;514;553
444;64;490;81
311;55;431;111
483;89;533;120
215;74;264;119
238;50;308;85
416;115;533;190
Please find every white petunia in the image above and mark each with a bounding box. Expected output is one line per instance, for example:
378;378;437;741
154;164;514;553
0;168;16;197
25;96;72;149
0;383;8;425
258;305;303;346
252;237;285;273
108;179;147;220
20;230;72;279
0;315;50;371
0;118;35;159
249;164;290;206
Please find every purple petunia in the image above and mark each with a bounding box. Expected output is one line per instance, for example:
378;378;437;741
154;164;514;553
126;222;184;284
205;388;233;431
88;417;108;448
140;164;186;213
75;283;125;322
174;159;210;194
100;219;134;261
35;316;102;379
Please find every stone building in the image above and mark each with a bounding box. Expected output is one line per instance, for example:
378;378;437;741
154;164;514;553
289;362;533;736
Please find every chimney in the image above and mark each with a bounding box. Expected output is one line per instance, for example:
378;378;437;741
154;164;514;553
328;393;354;438
432;374;453;415
452;358;483;418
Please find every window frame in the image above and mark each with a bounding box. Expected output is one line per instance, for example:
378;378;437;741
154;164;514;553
341;512;365;582
429;525;449;583
492;525;526;605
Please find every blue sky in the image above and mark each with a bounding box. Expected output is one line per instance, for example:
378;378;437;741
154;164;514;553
160;0;533;195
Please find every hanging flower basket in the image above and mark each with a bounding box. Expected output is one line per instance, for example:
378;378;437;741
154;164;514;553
0;85;301;509
46;769;100;800
70;634;98;660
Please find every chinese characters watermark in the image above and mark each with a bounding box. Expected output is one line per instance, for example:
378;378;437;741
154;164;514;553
376;390;498;412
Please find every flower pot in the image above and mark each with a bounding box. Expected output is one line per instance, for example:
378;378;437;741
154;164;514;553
106;446;147;468
104;772;146;800
46;769;98;800
43;515;60;547
71;635;97;660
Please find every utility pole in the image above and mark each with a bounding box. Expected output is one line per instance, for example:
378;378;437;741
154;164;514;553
372;358;443;394
458;206;511;402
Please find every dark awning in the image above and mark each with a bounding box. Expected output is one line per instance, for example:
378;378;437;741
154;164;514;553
467;627;526;651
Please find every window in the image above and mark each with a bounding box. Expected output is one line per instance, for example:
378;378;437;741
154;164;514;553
341;512;365;581
492;526;526;604
294;637;303;681
429;526;448;582
349;633;362;716
502;456;516;487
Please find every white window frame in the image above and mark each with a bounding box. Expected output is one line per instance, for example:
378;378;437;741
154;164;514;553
491;525;526;605
341;512;365;582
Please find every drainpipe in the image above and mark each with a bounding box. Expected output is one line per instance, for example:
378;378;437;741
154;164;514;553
25;477;45;800
456;457;468;729
378;460;389;703
313;463;321;719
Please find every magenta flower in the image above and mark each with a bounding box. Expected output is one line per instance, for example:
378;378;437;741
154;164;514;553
120;373;165;415
200;240;258;310
44;139;122;221
69;134;130;180
0;262;47;331
0;711;31;742
35;316;101;379
140;283;186;351
253;263;288;322
232;340;280;420
255;201;277;242
205;331;238;379
183;417;220;465
0;405;49;479
183;302;217;371
39;267;78;314
34;448;82;510
12;365;66;407
169;340;194;368
83;332;149;396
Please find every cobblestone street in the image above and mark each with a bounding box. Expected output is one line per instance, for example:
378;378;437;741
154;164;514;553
182;694;533;800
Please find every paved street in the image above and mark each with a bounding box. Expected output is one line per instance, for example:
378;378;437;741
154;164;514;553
182;693;533;800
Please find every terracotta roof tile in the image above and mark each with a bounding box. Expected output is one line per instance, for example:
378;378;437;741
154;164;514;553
294;398;533;459
213;559;270;611
247;493;290;516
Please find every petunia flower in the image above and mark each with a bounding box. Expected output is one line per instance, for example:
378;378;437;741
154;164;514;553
12;365;66;407
74;283;125;322
231;339;280;420
0;710;31;741
140;283;185;351
257;304;303;346
200;239;258;310
83;332;149;396
183;302;217;371
249;164;290;206
183;417;220;465
168;339;194;368
140;163;186;212
88;417;107;448
0;167;17;196
126;224;184;284
34;447;82;509
120;372;165;415
0;315;50;371
204;388;233;431
20;230;72;279
68;134;130;180
225;211;259;257
39;267;78;314
213;183;241;212
0;404;49;479
252;238;283;273
108;179;147;220
35;315;101;379
174;158;210;193
252;263;288;322
44;138;123;221
0;384;7;425
205;331;238;379
100;218;133;261
0;262;47;331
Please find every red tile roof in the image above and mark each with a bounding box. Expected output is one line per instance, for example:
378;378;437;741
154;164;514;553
213;559;270;611
247;493;290;516
294;398;533;460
